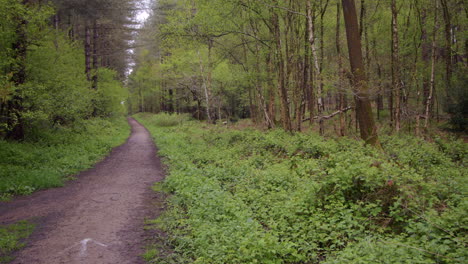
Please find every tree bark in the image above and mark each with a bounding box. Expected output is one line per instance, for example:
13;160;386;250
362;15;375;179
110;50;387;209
425;3;439;129
207;39;214;122
272;10;292;131
85;23;92;82
305;2;315;124
306;1;323;115
391;0;401;131
92;20;99;90
341;0;380;146
440;0;452;101
336;2;346;136
197;50;211;122
255;42;274;128
421;7;431;109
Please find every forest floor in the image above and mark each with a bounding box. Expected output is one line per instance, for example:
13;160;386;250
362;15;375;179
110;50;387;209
0;118;165;264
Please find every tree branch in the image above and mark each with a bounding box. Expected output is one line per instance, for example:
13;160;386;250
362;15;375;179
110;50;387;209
302;106;353;122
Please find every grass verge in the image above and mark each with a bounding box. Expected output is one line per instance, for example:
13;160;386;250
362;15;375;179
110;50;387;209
0;221;35;263
0;116;130;200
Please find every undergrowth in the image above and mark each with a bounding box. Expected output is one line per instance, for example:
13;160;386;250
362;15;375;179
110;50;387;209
136;113;467;264
0;116;130;200
0;221;34;263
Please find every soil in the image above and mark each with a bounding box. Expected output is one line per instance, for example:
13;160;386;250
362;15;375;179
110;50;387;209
0;118;166;264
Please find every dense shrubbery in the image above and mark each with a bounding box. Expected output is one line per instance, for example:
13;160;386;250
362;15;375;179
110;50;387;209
22;30;128;127
0;0;129;138
0;117;129;200
136;113;467;264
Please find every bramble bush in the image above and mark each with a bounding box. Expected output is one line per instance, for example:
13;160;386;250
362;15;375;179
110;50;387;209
136;113;467;264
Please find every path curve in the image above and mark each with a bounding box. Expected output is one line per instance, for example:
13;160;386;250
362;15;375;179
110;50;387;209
0;118;165;264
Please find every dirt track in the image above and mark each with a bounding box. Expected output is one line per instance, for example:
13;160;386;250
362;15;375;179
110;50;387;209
0;118;165;264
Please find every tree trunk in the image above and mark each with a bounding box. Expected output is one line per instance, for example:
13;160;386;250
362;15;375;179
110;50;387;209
207;39;214;122
255;42;274;128
92;20;99;90
303;14;312;130
341;0;380;146
267;53;277;125
197;50;211;122
421;8;431;110
307;0;323;116
440;0;452;101
319;0;329;112
272;11;292;131
336;2;346;136
305;2;315;124
425;3;439;129
85;23;92;82
391;0;401;131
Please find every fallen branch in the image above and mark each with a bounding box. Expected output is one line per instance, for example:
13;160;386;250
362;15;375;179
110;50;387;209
303;106;353;123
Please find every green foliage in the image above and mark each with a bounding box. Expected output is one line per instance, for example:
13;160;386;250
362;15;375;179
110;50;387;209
0;0;20;74
137;113;467;263
0;1;129;138
138;112;192;127
127;50;162;114
24;32;93;126
94;68;129;116
0;117;129;198
0;221;34;263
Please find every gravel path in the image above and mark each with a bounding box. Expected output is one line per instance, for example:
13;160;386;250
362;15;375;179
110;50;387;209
0;118;165;264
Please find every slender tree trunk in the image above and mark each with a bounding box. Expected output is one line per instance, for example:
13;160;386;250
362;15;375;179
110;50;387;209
255;42;274;128
421;8;431;110
391;0;401;131
272;11;292;131
440;0;452;101
319;0;329;112
307;0;323;116
266;53;276;125
341;0;380;146
425;4;439;128
67;14;74;40
85;23;92;82
207;39;214;122
53;13;59;31
305;2;315;124
303;14;312;129
307;0;325;134
197;50;211;122
336;2;346;136
92;20;99;90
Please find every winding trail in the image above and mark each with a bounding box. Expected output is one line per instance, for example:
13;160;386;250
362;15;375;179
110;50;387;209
0;118;165;264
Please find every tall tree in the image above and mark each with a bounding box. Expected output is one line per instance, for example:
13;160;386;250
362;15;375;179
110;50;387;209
341;0;380;146
391;0;401;131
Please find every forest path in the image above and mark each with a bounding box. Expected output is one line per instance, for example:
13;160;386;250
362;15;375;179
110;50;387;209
0;118;165;264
